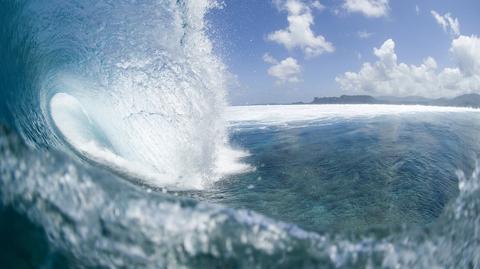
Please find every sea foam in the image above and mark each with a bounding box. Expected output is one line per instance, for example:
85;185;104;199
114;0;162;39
226;104;480;126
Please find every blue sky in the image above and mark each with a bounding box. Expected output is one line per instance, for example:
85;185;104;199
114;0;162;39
208;0;480;105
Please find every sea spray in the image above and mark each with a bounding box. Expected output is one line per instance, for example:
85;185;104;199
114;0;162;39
1;0;246;189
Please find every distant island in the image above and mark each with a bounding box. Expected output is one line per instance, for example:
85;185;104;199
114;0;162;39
290;93;480;108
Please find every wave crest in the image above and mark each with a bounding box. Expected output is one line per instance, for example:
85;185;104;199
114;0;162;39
1;0;248;189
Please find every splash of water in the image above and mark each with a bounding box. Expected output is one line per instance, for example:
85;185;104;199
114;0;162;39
1;0;248;189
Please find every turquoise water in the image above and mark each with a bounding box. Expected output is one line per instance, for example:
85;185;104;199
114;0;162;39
191;113;480;235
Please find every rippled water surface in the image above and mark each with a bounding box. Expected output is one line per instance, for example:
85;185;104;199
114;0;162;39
191;110;480;235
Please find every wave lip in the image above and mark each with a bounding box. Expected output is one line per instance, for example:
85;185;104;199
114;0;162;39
19;0;249;190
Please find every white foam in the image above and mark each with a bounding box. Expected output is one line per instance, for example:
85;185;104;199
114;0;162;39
50;93;250;190
226;104;480;126
50;93;178;187
214;146;252;176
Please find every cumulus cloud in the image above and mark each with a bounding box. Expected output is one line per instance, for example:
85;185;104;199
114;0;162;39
431;11;460;36
343;0;389;18
263;53;302;84
268;0;334;58
336;36;480;97
451;35;480;76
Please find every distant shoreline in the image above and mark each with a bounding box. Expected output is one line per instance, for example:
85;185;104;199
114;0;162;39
236;93;480;108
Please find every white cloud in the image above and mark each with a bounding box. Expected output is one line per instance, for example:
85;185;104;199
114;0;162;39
343;0;389;18
263;53;279;65
415;5;420;16
451;35;480;76
263;54;302;84
336;36;480;97
431;11;460;36
268;0;334;58
312;0;325;11
358;30;373;39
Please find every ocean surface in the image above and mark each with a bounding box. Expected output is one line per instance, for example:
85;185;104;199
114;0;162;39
2;0;480;268
193;105;480;235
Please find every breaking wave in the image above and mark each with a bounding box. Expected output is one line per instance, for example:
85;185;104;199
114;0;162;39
0;0;479;268
1;0;247;190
